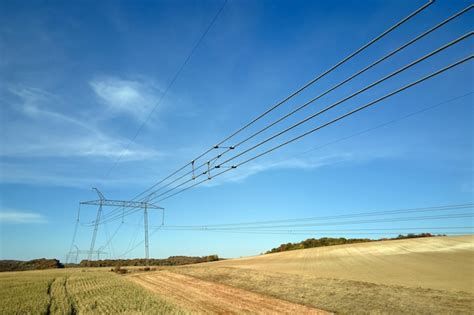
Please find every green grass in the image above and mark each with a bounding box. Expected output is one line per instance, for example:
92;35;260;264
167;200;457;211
0;268;183;314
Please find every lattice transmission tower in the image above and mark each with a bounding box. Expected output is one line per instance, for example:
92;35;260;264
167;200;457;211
80;188;164;265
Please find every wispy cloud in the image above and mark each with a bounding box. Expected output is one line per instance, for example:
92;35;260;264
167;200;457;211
3;86;161;160
0;160;159;188
0;210;47;224
202;148;400;187
204;153;351;186
90;76;162;121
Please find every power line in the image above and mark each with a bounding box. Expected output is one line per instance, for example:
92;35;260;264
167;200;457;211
103;222;116;258
118;224;161;259
172;230;472;236
214;33;472;169
153;203;473;228
120;213;144;258
101;221;123;257
89;3;472;229
102;0;228;180
119;227;472;257
207;0;435;153
66;204;81;264
76;0;228;261
74;1;474;261
121;209;473;257
148;4;473;197
96;1;451;226
97;32;473;225
205;227;474;233
97;52;472;226
209;90;473;185
147;54;473;205
109;0;435;210
95;89;474;226
290;91;474;159
156;226;473;233
157;213;474;230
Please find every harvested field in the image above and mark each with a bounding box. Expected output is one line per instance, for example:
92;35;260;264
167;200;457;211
183;235;474;292
128;271;329;314
169;235;474;314
0;268;183;314
2;236;472;314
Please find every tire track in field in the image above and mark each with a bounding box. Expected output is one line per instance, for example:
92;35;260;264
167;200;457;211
46;279;53;315
64;277;77;315
128;271;331;314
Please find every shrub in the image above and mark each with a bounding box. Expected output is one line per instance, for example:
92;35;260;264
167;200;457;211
113;264;127;274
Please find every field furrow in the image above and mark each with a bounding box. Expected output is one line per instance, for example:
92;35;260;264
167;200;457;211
0;269;183;314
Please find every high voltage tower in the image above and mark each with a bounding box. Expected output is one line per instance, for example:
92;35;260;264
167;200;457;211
78;188;163;265
69;0;473;261
66;245;107;265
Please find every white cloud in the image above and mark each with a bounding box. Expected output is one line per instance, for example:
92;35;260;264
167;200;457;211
202;147;400;187
205;153;352;186
3;86;161;160
0;160;153;188
90;76;162;120
0;210;47;224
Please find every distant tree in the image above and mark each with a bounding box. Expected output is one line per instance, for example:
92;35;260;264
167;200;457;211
264;234;436;254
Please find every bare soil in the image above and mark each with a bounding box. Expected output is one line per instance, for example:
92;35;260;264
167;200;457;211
173;266;474;314
128;270;331;314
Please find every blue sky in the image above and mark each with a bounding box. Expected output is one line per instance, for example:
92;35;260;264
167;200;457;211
0;0;473;261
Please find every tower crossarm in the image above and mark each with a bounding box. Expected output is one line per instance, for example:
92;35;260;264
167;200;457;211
79;188;164;264
80;199;163;209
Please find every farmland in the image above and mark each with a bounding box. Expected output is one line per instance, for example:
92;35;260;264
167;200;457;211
167;235;474;314
0;268;182;314
184;234;474;292
128;271;329;314
1;235;473;314
2;0;473;314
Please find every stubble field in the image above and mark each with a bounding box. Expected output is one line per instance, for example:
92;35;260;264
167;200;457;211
0;268;182;314
1;235;472;314
168;235;474;314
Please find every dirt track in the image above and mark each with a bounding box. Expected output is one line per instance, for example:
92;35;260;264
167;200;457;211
127;236;474;314
128;271;330;314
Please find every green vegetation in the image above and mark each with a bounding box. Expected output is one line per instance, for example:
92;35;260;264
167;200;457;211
393;232;438;239
79;255;219;267
1;255;220;272
265;233;438;254
0;258;63;272
265;237;372;254
0;269;183;314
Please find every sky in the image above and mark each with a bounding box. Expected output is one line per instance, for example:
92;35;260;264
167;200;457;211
0;0;473;261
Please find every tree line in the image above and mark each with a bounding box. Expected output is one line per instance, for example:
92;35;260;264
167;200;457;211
265;233;440;254
77;255;220;267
